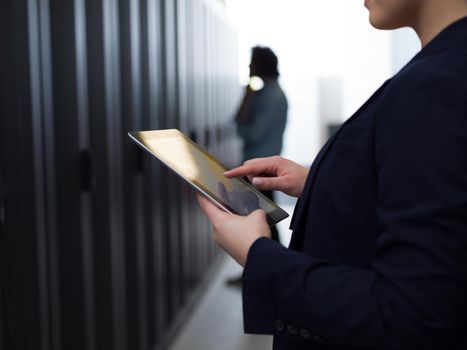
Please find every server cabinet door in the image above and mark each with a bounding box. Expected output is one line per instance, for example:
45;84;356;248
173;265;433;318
0;1;54;349
86;0;127;349
48;1;99;348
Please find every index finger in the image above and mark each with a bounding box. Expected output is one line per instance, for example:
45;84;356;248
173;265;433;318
223;164;260;178
224;157;278;178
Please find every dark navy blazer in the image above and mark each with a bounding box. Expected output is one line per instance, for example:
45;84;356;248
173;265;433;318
242;17;467;350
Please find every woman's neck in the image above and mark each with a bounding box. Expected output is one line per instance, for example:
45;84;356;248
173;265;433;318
414;1;467;47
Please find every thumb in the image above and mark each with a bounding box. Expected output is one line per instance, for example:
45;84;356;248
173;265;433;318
250;208;267;220
249;209;271;237
196;194;225;223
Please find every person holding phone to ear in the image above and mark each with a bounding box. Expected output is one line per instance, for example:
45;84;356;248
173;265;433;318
226;46;288;286
198;0;467;349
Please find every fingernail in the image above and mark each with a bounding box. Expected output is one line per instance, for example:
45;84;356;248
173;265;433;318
252;178;263;186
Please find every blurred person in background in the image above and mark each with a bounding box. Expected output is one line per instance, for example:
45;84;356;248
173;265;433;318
199;0;467;348
226;46;288;286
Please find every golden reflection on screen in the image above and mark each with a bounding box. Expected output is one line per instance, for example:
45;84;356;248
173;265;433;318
147;136;233;190
144;133;276;215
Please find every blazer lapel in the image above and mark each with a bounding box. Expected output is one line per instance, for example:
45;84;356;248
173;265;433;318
288;79;392;248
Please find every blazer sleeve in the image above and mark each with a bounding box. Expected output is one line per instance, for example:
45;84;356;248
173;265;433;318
242;65;467;349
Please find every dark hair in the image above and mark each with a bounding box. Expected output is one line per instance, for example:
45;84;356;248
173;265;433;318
251;46;280;78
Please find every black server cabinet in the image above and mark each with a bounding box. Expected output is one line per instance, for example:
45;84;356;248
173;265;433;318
143;0;167;345
0;1;57;349
176;0;194;305
119;0;153;349
160;0;183;325
48;0;95;348
0;0;240;349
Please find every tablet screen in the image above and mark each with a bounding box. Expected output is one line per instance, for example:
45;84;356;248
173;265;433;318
128;129;289;226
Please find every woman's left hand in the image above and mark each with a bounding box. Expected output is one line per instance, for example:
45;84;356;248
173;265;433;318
197;194;271;266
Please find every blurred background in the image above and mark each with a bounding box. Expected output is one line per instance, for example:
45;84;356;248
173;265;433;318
0;0;419;349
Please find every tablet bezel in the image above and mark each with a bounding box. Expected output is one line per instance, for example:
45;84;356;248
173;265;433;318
128;129;289;226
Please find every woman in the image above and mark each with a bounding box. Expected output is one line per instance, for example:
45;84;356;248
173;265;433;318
198;0;467;348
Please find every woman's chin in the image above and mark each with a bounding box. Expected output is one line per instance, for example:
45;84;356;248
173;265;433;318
369;15;404;30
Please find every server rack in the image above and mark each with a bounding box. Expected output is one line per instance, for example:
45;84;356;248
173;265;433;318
0;0;240;349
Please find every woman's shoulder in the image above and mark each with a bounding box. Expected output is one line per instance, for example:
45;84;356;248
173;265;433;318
384;55;467;104
375;53;467;133
392;48;467;87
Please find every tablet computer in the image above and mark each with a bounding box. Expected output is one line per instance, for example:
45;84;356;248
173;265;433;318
128;129;289;226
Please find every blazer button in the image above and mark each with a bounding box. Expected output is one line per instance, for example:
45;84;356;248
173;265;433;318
312;334;324;343
299;329;311;339
286;325;298;336
273;320;285;331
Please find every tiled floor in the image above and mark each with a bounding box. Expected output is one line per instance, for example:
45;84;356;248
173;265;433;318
168;199;296;350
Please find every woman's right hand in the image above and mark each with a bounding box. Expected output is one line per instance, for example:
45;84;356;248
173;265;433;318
224;156;309;198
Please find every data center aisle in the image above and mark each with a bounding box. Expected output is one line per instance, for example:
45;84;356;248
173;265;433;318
168;200;295;350
167;254;272;350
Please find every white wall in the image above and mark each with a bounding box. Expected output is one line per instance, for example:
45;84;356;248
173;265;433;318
225;0;420;166
391;27;421;74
